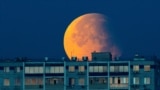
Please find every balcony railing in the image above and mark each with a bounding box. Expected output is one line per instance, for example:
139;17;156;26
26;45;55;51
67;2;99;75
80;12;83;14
132;71;140;74
66;85;87;89
131;84;140;88
110;84;128;89
1;86;21;90
78;72;85;75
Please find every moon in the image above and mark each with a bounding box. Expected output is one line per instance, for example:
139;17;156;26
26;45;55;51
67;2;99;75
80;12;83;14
64;13;120;60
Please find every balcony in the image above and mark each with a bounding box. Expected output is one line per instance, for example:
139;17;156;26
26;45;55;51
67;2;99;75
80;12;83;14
131;84;140;88
132;71;140;74
78;72;85;75
45;85;64;90
1;86;21;90
110;84;128;89
66;85;87;90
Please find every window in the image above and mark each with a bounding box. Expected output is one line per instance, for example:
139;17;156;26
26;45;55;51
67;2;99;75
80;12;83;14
110;77;113;84
144;77;150;84
90;79;93;84
78;78;85;85
25;78;43;85
133;77;139;84
98;66;103;72
15;67;20;72
94;66;99;72
133;65;139;72
25;67;30;73
89;66;107;73
69;66;75;72
103;66;107;72
54;66;59;73
50;67;55;73
79;66;85;72
114;77;118;84
25;66;43;74
110;77;128;84
110;66;128;72
114;66;119;72
59;66;64;73
124;66;128;72
45;67;50;73
110;66;114;72
45;66;64;73
4;67;10;72
69;78;75;86
110;77;118;84
99;78;107;84
15;78;20;86
119;66;124;72
144;65;150;71
89;66;94;72
4;78;10;86
37;78;43;85
120;77;128;84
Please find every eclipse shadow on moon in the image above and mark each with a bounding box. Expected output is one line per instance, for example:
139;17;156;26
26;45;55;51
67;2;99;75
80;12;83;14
64;13;120;60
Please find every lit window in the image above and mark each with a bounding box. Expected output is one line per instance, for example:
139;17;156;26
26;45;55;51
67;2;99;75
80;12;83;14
144;65;150;71
133;65;139;72
50;67;55;73
4;78;10;86
25;78;30;85
54;66;59;73
4;67;10;72
110;66;114;72
29;67;34;73
59;66;64;73
37;78;43;85
120;77;128;84
25;66;43;74
103;66;107;72
124;66;129;72
69;66;75;72
110;77;113;84
119;66;124;72
25;67;30;73
114;77;118;84
133;77;139;84
79;66;85;72
98;66;103;72
94;66;99;72
78;78;85;85
39;67;43;73
31;78;36;85
25;78;43;85
144;77;150;84
15;67;20;72
89;66;94;72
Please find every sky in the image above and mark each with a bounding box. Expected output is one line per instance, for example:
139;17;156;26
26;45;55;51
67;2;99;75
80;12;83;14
0;0;160;59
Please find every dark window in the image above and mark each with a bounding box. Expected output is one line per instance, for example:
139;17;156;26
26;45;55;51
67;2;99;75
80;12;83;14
118;77;120;84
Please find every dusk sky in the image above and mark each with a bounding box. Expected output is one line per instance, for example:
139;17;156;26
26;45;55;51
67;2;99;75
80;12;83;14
0;0;160;59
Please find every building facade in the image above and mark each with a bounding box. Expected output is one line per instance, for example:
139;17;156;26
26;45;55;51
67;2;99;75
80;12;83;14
0;52;160;90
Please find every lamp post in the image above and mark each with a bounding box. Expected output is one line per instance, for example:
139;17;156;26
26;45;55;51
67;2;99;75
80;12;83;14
43;57;48;90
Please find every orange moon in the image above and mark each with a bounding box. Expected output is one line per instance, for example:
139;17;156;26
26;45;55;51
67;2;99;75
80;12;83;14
64;13;120;60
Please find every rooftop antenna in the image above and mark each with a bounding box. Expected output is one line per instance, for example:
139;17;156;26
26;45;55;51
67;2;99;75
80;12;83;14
44;57;48;62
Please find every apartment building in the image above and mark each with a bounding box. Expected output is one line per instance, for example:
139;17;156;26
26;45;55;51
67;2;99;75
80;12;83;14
0;52;159;90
